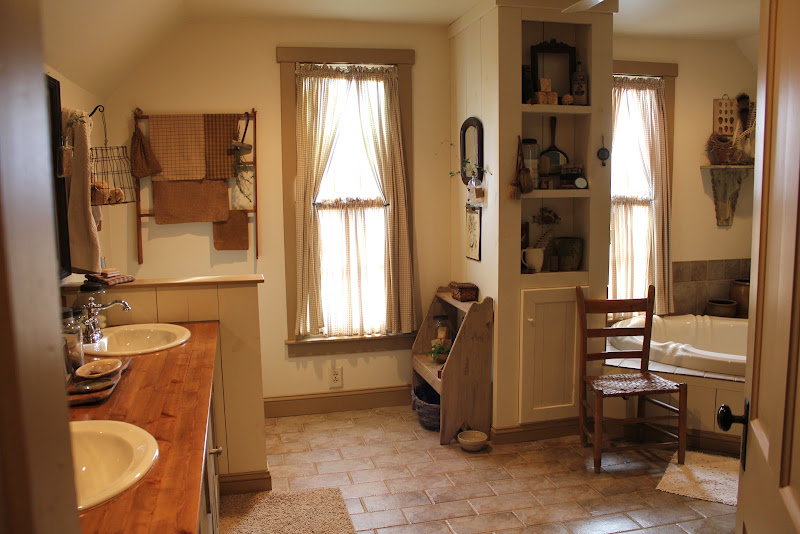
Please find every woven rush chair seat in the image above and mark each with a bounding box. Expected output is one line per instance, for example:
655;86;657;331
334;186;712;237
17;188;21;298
586;372;681;397
576;285;687;473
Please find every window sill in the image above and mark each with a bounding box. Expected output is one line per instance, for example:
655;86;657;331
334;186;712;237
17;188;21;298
285;332;416;357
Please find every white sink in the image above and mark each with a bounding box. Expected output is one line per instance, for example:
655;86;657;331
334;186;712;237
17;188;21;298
83;323;191;356
70;420;159;511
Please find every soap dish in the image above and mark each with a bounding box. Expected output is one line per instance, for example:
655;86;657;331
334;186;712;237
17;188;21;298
76;358;122;379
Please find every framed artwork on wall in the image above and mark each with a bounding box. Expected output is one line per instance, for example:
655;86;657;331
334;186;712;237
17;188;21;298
466;205;482;261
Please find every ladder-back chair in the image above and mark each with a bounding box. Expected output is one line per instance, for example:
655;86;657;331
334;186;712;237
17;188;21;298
575;285;687;473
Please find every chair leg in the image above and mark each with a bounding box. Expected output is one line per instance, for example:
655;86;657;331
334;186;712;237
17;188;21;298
593;390;603;473
637;395;646;442
579;384;587;447
678;383;688;464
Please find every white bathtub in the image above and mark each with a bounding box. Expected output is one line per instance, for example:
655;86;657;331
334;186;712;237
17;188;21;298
609;314;748;377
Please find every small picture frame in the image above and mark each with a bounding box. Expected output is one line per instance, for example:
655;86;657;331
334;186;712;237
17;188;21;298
466;205;482;261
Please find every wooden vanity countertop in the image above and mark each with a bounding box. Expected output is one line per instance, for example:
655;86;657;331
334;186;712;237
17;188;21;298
69;321;219;533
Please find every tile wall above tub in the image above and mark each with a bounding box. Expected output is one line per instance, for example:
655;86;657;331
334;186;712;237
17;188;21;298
672;258;751;316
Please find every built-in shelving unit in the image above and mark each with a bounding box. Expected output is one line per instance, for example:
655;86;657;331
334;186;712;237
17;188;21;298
411;288;493;445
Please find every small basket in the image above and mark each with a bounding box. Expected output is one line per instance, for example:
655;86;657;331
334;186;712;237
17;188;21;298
449;282;478;302
412;383;441;431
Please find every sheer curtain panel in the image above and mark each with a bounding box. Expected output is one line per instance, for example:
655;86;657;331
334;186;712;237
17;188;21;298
295;64;417;337
610;76;672;315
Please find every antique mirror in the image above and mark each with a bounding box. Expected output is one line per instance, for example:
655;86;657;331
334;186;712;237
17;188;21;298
459;117;484;186
46;74;72;279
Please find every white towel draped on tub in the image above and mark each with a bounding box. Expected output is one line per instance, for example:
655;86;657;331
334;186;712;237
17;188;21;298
62;108;101;273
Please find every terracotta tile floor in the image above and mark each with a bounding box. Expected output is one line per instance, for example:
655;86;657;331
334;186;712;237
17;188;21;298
265;406;736;533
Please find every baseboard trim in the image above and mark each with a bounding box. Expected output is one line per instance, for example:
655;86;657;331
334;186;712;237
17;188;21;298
219;470;271;495
264;385;411;418
490;419;741;456
491;418;579;445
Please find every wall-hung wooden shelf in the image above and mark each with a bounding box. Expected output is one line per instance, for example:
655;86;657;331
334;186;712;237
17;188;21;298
133;111;258;264
522;189;591;199
411;287;493;445
700;165;754;227
522;104;594;115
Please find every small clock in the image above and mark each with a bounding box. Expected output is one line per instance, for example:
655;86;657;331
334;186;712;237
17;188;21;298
575;177;588;189
597;136;610;166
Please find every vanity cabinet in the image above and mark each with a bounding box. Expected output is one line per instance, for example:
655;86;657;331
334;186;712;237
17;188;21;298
199;401;220;534
63;275;270;493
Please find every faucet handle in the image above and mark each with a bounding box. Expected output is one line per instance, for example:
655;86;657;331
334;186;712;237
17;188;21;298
81;297;103;317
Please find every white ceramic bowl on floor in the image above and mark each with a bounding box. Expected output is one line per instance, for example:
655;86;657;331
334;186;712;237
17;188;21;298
458;430;488;452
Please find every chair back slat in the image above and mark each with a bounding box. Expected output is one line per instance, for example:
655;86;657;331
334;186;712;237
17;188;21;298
584;298;649;314
575;285;655;376
587;327;646;338
587;350;644;361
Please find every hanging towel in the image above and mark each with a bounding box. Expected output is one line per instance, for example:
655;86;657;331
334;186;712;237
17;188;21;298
62;108;101;273
213;209;249;250
204;113;238;179
152;180;230;224
149;114;206;181
130;111;162;178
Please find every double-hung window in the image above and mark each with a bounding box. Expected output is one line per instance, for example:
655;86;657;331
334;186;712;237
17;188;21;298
609;74;673;315
293;63;416;339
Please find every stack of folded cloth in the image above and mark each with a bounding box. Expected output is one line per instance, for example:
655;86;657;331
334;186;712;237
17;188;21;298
86;268;136;287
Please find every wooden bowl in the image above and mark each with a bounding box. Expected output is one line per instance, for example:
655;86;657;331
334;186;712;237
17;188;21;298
458;430;488;452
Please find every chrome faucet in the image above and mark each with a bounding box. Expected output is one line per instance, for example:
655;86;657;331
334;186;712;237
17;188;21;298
80;297;132;343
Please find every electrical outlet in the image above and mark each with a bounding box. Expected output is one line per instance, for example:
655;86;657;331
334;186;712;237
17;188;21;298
330;366;343;388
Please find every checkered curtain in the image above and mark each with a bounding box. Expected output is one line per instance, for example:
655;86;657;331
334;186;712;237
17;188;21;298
610;76;673;315
353;66;417;334
295;64;351;336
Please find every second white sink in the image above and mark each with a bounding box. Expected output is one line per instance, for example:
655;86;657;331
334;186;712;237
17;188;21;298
70;420;158;511
84;323;191;357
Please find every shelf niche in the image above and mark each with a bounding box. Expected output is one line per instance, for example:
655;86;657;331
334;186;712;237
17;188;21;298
700;165;754;226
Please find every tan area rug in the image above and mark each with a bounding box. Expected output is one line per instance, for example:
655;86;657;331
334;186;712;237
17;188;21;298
656;451;740;506
219;488;355;534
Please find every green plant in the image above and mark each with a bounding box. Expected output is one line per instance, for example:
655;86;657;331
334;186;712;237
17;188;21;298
427;342;451;363
450;158;491;180
232;150;254;203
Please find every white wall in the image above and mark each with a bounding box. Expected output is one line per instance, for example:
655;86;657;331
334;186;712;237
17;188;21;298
614;36;757;262
83;17;451;397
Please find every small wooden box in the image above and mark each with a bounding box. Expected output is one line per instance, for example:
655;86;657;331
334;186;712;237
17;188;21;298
449;282;478;302
534;91;558;105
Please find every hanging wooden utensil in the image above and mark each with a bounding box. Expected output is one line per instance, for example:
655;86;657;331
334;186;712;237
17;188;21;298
539;116;569;175
506;136;524;200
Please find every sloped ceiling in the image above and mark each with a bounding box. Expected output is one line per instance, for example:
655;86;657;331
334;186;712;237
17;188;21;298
41;0;184;98
615;0;759;40
40;0;759;98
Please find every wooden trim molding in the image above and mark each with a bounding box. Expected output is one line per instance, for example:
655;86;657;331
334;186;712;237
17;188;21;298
286;332;415;357
61;274;264;292
491;418;579;445
264;385;411;418
278;48;416;342
492;419;740;456
219;471;271;495
276;47;415;65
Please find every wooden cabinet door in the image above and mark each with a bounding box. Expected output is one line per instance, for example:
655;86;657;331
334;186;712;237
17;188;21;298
520;287;579;423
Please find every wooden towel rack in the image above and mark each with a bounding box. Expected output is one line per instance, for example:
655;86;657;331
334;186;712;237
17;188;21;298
132;110;258;264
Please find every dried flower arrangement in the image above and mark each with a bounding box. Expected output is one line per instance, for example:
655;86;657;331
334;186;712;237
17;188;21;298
532;206;561;249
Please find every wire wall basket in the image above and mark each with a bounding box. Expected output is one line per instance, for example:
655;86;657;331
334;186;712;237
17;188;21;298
89;105;137;205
